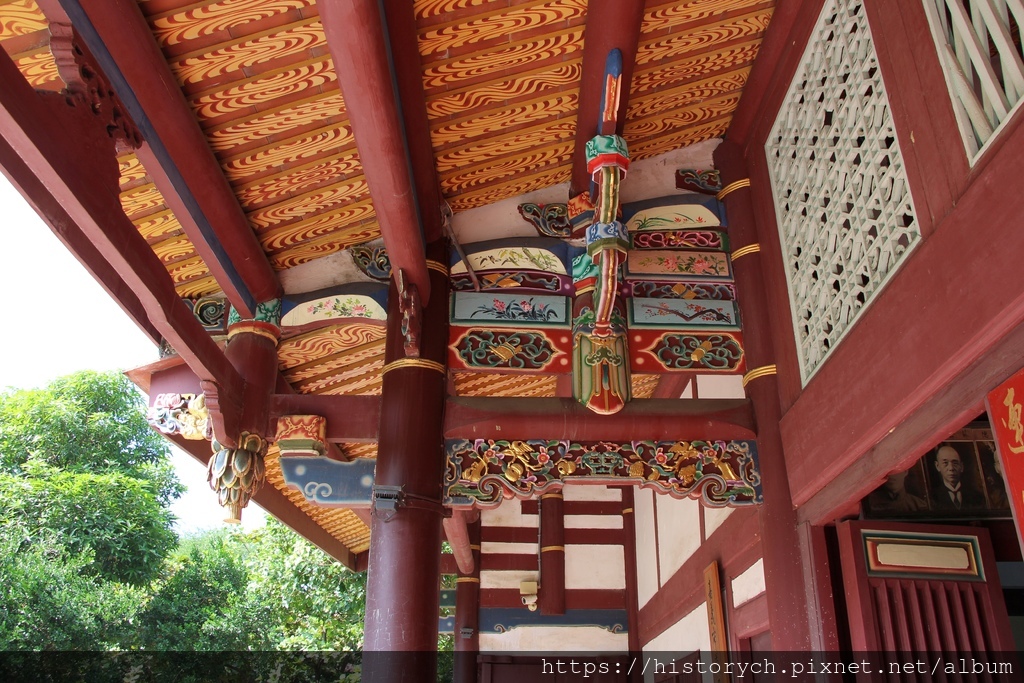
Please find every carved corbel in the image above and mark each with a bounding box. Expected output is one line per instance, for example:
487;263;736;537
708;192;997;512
208;433;268;524
48;22;142;152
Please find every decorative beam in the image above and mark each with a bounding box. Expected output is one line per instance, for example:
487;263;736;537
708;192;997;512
52;0;282;316
444;397;756;441
269;394;380;443
0;48;245;412
445;438;762;509
320;0;431;304
442;509;476;576
569;0;646;196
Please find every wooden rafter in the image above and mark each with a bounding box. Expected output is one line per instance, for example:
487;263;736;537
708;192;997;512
53;0;282;315
319;0;432;303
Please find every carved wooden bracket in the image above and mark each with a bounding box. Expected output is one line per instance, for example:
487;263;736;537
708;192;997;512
48;22;142;152
397;268;422;357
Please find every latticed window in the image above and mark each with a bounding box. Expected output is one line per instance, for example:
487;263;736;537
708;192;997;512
765;0;920;384
922;0;1024;158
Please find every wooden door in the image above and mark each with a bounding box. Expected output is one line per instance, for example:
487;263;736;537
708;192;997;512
837;521;1014;652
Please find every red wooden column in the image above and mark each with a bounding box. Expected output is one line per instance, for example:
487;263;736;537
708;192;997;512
713;141;816;650
363;241;449;682
453;519;481;683
539;492;566;615
621;487;642;682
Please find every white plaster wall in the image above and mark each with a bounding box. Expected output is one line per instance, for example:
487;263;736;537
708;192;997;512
695;374;745;399
731;558;765;608
565;544;625;590
655;495;701;583
451;139;722;244
642;602;711;683
481;541;538;555
278;239;379;294
562;484;622;501
565;514;622;529
481;499;539;528
480;569;538;590
634;488;659;608
702;505;733;538
480;626;629;652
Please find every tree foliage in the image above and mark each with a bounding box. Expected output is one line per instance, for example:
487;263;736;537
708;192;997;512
0;370;180;503
0;370;370;665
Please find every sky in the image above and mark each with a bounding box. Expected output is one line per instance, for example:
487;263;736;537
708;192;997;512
0;173;265;533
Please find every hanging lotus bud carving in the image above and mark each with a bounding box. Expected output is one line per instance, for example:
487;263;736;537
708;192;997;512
207;433;268;524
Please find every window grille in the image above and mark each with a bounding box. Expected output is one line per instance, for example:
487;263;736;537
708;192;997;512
765;0;920;384
922;0;1024;158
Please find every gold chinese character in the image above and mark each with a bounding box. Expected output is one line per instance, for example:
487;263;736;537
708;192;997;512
1003;388;1024;454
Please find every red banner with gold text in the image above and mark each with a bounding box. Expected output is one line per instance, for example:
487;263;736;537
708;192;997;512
986;367;1024;552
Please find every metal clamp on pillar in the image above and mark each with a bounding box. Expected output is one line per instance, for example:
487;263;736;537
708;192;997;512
371;484;404;522
372;484;450;521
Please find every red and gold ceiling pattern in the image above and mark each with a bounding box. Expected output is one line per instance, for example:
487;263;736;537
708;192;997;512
0;0;61;90
277;322;386;396
118;152;219;298
138;0;378;274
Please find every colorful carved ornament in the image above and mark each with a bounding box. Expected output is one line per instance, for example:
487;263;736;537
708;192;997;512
572;49;631;416
631;330;745;374
676;168;723;195
147;393;211;440
208;433;267;524
444;439;762;508
350;244;392;281
227;298;281;342
275;415;327;457
518;202;572;239
449;328;572;372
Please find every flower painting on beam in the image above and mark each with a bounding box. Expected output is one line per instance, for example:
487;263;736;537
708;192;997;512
628;298;741;329
451;292;570;328
626;250;733;282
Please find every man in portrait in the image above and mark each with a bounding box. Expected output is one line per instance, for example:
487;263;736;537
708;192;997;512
930;444;986;511
866;469;928;515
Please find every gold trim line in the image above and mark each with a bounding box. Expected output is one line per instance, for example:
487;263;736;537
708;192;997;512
731;243;761;261
742;364;778;387
469;544;481;551
426;260;449;275
227;325;280;344
716;178;750;201
540;545;565;553
382;358;446;376
540;492;563;500
456;577;480;583
621;507;634;514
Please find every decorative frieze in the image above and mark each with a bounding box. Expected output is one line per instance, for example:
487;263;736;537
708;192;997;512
445;439;762;507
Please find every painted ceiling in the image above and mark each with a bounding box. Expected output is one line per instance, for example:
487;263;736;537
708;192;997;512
0;0;773;557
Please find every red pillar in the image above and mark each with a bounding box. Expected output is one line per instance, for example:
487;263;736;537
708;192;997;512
539;492;566;615
363;241;449;682
621;487;642;683
453;519;481;683
714;141;816;650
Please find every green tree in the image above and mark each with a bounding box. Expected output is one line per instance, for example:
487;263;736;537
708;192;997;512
0;370;181;503
0;462;177;585
0;533;144;650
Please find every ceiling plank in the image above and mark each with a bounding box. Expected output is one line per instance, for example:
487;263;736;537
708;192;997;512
53;0;282;315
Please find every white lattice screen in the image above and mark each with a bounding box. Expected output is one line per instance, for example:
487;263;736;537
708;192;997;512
921;0;1024;158
765;0;920;384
